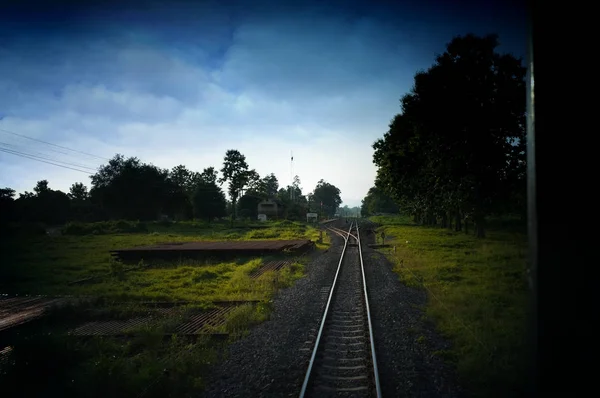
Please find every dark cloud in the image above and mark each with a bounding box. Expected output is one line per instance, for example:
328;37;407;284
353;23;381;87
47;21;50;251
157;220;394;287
0;0;527;201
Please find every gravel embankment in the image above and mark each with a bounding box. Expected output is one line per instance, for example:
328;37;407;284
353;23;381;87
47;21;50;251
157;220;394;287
201;221;348;398
202;219;465;397
360;222;465;397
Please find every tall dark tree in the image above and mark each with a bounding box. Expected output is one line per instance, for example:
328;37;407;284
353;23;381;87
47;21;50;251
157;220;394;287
237;190;263;220
312;179;342;217
199;167;218;186
261;173;279;198
361;186;399;216
219;150;259;220
68;182;93;221
192;181;227;222
0;187;16;225
90;154;172;220
33;180;50;195
68;183;89;202
373;33;526;237
169;165;198;196
14;180;70;224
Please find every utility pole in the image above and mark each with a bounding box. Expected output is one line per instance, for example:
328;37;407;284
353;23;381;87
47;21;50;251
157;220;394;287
290;150;294;202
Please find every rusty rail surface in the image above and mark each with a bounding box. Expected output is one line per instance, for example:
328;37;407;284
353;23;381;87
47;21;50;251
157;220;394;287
69;301;257;336
0;296;73;332
110;239;315;262
248;260;292;279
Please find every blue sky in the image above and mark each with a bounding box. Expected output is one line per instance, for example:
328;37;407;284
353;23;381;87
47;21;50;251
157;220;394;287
0;0;526;207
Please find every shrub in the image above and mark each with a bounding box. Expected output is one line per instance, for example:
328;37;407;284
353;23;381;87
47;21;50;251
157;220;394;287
62;220;148;235
191;269;219;283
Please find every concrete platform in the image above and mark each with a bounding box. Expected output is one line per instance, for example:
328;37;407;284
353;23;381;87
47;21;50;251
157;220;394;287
110;239;314;262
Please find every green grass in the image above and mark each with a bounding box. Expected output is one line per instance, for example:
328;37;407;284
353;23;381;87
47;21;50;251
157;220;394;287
0;308;222;398
369;214;529;398
0;220;319;397
0;220;322;296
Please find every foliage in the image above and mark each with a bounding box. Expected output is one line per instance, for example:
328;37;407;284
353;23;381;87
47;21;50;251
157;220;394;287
3;180;72;225
261;173;279;198
0;187;16;224
372;34;526;237
2;149;344;229
89;155;174;220
237;190;264;220
68;182;89;201
191;181;227;222
218;149;260;220
62;220;148;235
361;186;398;216
337;205;361;217
0;220;323;297
312;179;342;217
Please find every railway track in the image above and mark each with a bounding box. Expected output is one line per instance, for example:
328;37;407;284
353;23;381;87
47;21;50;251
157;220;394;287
300;220;381;398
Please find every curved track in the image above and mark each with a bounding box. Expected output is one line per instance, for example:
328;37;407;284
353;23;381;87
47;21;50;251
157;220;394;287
300;220;381;398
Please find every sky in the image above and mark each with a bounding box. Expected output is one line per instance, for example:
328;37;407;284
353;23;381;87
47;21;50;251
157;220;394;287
0;0;526;207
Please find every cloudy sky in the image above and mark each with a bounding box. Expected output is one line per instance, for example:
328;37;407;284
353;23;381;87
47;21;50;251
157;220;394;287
0;0;526;207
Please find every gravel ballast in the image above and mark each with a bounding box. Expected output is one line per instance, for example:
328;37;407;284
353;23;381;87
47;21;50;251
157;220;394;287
360;224;465;397
202;220;464;397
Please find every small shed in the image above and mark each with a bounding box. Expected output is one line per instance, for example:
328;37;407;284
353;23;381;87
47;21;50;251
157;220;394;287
306;212;318;223
257;199;284;218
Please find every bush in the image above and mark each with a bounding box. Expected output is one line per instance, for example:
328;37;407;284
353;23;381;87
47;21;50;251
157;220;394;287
0;222;47;237
247;229;280;239
191;269;219;282
62;220;148;235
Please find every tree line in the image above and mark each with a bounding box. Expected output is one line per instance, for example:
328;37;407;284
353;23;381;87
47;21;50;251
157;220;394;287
364;33;527;237
0;149;343;226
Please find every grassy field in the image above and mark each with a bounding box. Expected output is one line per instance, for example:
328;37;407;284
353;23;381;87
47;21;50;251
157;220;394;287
0;219;326;297
0;219;327;397
369;215;529;398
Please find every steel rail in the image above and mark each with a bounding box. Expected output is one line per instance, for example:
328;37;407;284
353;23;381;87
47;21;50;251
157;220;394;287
326;227;349;240
299;222;354;398
328;225;358;242
356;219;382;398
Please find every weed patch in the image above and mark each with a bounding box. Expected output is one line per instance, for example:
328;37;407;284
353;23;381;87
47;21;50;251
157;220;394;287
0;220;319;396
370;215;528;398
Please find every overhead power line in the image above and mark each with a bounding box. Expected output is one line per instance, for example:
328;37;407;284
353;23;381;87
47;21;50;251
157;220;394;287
0;127;110;161
0;148;93;174
0;142;99;171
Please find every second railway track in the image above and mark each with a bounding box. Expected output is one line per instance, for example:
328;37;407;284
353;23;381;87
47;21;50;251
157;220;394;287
300;220;381;398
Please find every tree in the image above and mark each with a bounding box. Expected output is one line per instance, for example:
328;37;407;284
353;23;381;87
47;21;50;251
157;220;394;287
0;187;15;201
361;186;399;216
218;150;259;220
19;191;35;200
169;165;198;196
373;33;526;237
68;183;89;202
13;180;70;224
261;173;279;198
200;167;218;186
237;190;263;220
0;187;16;224
166;165;198;220
68;182;94;221
90;154;172;220
192;181;227;222
33;180;50;195
312;179;342;217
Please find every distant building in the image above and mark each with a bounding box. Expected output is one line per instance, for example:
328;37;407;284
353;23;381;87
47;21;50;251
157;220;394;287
306;212;318;223
257;199;284;219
